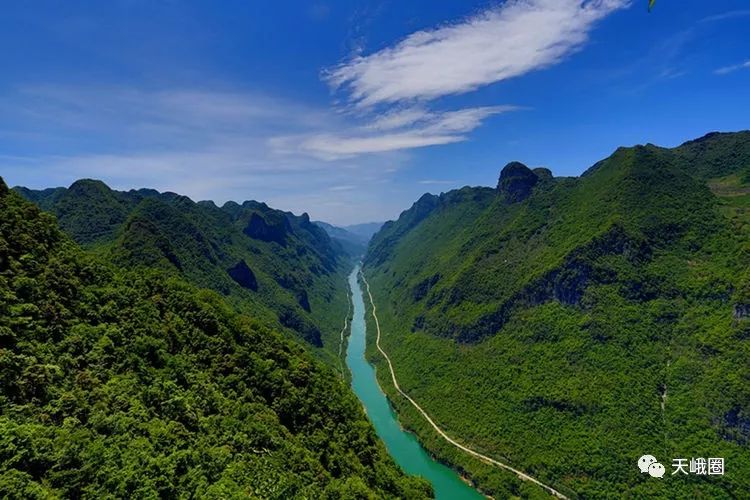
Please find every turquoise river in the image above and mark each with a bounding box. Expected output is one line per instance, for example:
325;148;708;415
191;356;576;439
345;266;483;499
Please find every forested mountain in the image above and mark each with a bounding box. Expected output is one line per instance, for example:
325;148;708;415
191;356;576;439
14;181;350;366
0;177;431;498
363;131;750;498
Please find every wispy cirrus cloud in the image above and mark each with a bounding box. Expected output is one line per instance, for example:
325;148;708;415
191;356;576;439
1;2;631;223
714;59;750;75
280;105;518;160
303;0;628;161
364;107;433;131
325;0;630;107
700;9;750;24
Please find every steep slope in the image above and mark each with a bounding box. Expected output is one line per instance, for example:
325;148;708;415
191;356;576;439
0;178;431;498
363;131;750;498
14;181;351;367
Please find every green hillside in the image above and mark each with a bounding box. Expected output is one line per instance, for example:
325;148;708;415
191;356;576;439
14;181;351;368
363;131;750;498
0;177;430;498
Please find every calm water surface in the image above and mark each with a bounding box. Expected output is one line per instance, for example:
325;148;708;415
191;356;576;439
345;266;482;499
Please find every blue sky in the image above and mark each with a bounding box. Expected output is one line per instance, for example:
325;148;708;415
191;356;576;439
1;0;748;225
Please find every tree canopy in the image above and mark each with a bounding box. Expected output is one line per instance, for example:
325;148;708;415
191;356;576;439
0;178;431;499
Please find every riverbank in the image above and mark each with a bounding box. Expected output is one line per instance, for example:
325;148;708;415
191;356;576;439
361;270;568;499
345;266;483;500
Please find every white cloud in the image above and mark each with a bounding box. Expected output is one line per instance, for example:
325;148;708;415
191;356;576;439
282;105;515;159
714;60;750;75
326;0;630;107
364;107;432;131
421;106;519;134
299;131;463;159
0;2;628;224
0;85;408;224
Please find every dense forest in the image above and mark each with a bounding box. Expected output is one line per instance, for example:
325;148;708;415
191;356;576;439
363;131;750;498
0;177;432;498
14;180;352;368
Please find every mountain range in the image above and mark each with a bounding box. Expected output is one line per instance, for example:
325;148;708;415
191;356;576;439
14;180;351;367
8;130;750;498
315;221;384;258
362;131;750;498
0;177;432;498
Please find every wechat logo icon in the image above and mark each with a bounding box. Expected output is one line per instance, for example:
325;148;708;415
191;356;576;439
638;455;665;478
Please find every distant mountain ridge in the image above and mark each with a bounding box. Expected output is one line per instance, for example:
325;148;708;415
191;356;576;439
343;222;383;242
14;180;351;365
362;131;750;498
315;220;384;258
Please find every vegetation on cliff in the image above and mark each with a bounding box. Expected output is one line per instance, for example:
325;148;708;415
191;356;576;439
0;178;431;498
364;131;750;498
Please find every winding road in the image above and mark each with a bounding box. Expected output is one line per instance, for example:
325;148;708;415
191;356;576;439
337;288;352;375
360;271;569;500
